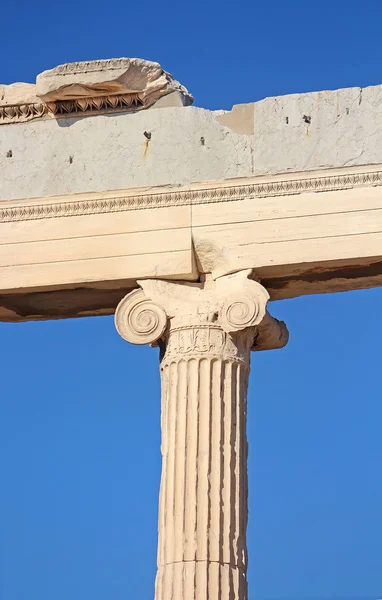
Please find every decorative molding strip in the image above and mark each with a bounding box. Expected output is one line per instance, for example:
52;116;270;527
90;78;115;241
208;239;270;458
0;93;145;125
1;167;382;223
0;102;48;124
251;169;382;196
42;58;135;76
46;93;144;116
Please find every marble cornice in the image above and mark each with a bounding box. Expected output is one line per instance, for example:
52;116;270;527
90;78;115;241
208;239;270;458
1;163;382;223
0;93;145;124
0;57;192;125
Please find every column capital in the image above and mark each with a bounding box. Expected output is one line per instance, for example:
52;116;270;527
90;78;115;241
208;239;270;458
115;269;288;352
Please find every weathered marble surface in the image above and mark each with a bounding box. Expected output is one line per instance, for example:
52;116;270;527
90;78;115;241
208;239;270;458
36;57;191;104
0;57;193;126
0;82;39;105
1;84;382;201
252;85;382;174
0;106;253;200
0;83;47;125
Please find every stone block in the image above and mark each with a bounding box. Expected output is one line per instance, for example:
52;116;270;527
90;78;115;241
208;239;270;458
36;57;193;109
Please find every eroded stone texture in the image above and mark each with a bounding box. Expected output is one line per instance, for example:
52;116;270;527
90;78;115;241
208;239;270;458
0;83;47;124
252;85;382;173
36;57;192;105
0;57;193;126
0;106;254;200
216;102;255;135
115;270;288;600
0;82;39;105
2;82;382;201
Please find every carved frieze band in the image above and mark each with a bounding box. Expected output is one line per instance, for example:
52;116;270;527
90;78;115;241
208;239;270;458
162;325;251;363
0;102;48;124
42;59;134;75
0;93;145;125
46;93;144;116
1;167;382;223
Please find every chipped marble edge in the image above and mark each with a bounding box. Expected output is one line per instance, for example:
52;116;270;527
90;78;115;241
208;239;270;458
0;57;193;124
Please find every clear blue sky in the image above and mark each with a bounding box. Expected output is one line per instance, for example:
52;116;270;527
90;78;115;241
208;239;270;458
1;1;382;599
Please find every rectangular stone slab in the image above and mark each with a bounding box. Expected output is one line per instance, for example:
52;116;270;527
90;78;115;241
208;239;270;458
3;84;382;201
0;164;381;321
0;197;195;320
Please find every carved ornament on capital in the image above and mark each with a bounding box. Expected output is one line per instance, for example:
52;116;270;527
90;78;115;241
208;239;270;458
115;269;288;353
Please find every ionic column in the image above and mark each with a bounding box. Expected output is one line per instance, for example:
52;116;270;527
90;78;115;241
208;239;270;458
115;270;288;600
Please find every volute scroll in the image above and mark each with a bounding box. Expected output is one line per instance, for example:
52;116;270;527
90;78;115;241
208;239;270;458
219;283;269;334
115;289;168;345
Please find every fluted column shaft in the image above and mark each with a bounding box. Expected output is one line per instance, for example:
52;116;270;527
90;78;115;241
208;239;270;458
155;324;253;600
114;270;288;600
